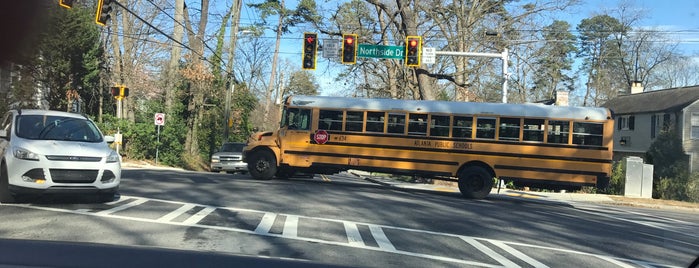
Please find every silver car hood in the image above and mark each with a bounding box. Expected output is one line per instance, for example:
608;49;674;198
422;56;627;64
17;139;112;158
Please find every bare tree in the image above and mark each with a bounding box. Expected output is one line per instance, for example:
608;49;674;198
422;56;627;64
181;0;212;158
165;0;185;113
647;55;699;89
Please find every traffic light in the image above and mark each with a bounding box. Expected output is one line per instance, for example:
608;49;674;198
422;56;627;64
96;0;113;26
59;0;74;9
110;86;129;98
302;33;317;70
405;36;421;67
110;86;120;97
341;34;357;64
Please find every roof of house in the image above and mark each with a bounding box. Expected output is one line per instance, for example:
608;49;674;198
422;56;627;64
602;85;699;115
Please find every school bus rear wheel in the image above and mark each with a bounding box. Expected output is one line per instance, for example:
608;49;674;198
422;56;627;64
248;150;277;180
457;166;494;199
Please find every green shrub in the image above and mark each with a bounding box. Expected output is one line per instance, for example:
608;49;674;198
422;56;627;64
604;161;625;195
656;172;699;202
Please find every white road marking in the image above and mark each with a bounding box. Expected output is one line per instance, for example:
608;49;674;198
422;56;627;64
157;203;196;222
283;215;299;238
343;222;365;246
572;204;699;242
4;195;682;268
94;198;148;215
489;240;549;268
369;225;396;251
254;213;277;234
181;206;215;225
462;237;520;268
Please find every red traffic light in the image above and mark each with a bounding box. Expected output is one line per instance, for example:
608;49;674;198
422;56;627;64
302;33;318;70
305;35;315;44
405;36;421;67
342;34;358;64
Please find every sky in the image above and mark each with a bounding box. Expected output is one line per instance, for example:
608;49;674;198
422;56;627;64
569;0;699;54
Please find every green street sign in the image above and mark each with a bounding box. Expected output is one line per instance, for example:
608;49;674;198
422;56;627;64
357;44;405;59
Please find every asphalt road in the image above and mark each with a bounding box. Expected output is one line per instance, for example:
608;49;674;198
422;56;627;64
1;167;697;268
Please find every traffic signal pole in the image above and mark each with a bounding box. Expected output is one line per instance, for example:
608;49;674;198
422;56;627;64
434;49;509;103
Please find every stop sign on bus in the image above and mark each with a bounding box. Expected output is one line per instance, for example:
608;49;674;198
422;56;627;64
314;129;329;144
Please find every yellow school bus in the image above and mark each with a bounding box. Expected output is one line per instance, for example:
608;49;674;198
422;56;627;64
243;95;613;199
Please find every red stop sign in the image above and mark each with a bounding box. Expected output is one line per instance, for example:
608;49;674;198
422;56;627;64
314;129;329;144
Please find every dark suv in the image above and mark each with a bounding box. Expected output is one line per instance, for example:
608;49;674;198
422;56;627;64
210;142;247;174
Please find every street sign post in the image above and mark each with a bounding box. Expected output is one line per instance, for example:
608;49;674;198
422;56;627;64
154;113;165;164
357;44;404;59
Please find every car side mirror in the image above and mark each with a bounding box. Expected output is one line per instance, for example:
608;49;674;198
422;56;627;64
104;135;115;143
0;130;7;140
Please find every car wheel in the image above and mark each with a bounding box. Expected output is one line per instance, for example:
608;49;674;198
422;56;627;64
457;166;493;199
247;151;276;180
0;162;17;203
97;192;117;203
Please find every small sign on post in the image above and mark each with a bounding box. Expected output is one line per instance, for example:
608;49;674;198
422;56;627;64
154;113;165;126
323;39;340;59
154;113;165;165
422;47;436;64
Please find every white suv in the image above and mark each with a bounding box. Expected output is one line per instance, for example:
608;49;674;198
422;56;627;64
0;109;121;203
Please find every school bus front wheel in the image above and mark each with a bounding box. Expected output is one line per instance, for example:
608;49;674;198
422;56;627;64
247;150;277;180
457;166;494;199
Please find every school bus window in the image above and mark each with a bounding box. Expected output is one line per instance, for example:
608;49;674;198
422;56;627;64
573;122;604;146
453;116;473;138
523;119;545;142
387;113;406;134
345;111;364;132
430;115;450;137
408;114;428;136
476;117;496;139
366;111;386;133
547;120;570;144
499;117;520;141
287;108;311;130
319;110;343;131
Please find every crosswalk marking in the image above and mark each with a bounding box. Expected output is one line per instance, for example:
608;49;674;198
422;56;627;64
490;240;549;268
461;237;520;268
255;213;277;234
344;222;365;246
283;215;299;237
94;198;147;216
157;203;196;222
369;225;395;251
181;206;215;225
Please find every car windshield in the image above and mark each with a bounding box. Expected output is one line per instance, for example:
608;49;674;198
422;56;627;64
221;143;245;152
16;115;103;142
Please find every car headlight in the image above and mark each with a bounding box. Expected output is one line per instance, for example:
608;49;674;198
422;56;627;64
211;156;220;163
13;147;40;161
106;150;120;163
